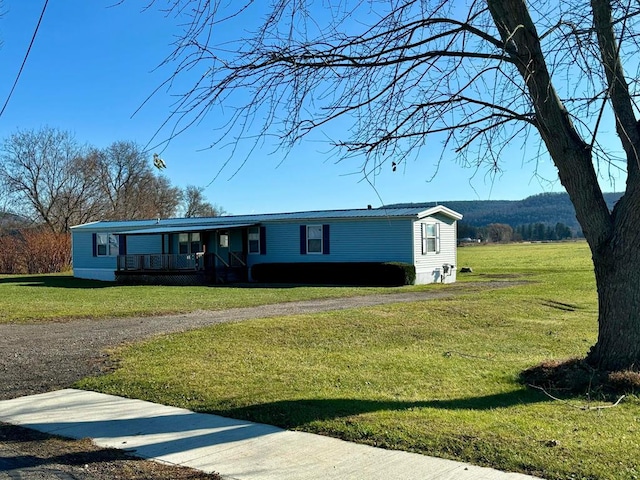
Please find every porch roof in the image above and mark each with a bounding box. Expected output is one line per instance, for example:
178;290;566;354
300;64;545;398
115;223;256;235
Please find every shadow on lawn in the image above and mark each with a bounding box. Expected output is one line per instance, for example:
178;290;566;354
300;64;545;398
0;275;401;290
214;389;549;429
0;275;114;289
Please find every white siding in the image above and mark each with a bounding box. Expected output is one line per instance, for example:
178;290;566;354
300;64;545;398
413;213;458;284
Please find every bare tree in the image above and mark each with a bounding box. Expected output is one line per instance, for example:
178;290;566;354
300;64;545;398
94;140;183;220
181;185;225;217
145;174;183;219
94;141;150;220
0;131;185;228
486;223;513;243
145;0;640;371
0;127;102;232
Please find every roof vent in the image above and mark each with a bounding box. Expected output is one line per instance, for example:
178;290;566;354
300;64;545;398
367;205;372;210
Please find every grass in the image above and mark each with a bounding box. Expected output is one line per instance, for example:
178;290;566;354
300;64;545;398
73;242;638;478
0;273;430;323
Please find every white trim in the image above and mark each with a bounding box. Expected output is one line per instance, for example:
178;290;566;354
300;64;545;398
248;226;261;255
416;205;463;221
421;222;440;255
306;224;323;254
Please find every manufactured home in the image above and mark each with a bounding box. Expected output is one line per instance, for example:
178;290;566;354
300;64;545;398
70;205;462;285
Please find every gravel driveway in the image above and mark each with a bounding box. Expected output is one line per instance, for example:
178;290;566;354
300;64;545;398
0;284;508;479
0;290;469;401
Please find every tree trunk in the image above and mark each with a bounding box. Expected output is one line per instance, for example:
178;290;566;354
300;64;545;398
585;201;640;371
487;0;640;372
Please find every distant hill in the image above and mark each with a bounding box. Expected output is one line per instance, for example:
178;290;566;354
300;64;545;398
387;192;623;232
0;212;30;230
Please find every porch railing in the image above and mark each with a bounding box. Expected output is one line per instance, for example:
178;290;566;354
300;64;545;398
117;252;248;272
117;254;201;271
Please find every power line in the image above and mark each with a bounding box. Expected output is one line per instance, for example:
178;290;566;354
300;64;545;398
0;0;49;118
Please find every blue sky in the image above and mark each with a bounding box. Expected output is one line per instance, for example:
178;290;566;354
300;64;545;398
0;1;623;215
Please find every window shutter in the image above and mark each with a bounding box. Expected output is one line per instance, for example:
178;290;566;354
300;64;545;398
92;233;97;257
322;224;330;255
300;225;307;255
436;223;441;254
421;223;426;255
118;235;127;256
259;226;267;255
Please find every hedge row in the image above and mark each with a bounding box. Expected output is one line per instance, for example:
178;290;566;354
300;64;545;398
251;262;415;286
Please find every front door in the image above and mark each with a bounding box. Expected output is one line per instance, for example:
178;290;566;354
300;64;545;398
216;231;230;266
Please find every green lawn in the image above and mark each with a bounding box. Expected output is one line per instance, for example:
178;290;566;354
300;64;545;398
0;273;431;323
77;241;640;479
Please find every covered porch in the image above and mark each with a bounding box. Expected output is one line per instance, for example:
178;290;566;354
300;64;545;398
114;222;257;285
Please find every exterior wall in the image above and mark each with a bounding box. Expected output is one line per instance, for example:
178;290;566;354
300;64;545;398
413;213;458;284
72;232;162;281
71;230;117;281
127;235;162;254
71;211;460;285
247;217;414;267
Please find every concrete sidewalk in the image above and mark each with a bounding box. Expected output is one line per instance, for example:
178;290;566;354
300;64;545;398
0;389;542;480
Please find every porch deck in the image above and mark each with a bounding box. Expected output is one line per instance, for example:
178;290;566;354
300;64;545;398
115;253;247;284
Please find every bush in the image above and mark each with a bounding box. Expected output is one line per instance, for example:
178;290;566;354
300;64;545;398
251;262;415;286
0;228;71;274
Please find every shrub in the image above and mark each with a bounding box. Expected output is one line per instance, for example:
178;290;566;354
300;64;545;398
251;262;415;286
0;228;71;274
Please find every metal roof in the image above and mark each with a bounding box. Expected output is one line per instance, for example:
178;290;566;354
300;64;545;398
115;223;256;235
71;205;462;231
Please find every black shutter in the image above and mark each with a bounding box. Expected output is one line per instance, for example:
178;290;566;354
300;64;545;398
118;235;127;255
299;225;307;254
322;224;330;255
92;233;97;257
260;226;267;255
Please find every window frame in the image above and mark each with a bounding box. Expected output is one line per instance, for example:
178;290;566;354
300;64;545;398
178;232;201;254
178;233;190;254
306;224;323;254
248;226;261;255
96;233;119;257
421;223;440;255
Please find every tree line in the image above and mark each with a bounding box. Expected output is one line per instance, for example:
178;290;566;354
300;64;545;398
459;222;576;243
0;127;224;274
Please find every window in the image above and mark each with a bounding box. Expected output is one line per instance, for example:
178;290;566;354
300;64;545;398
190;232;201;254
300;224;330;255
178;233;189;254
421;223;440;254
95;233;119;257
248;227;260;254
307;225;323;254
178;233;201;254
219;233;229;248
